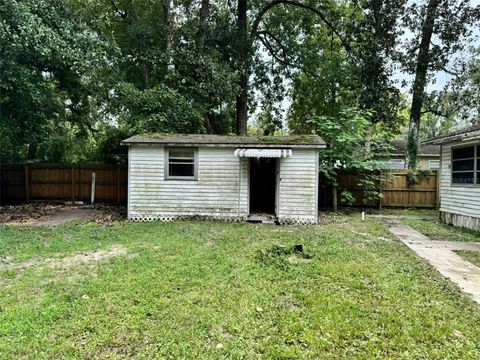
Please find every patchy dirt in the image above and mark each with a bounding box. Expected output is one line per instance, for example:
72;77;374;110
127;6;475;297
0;245;130;271
0;203;126;226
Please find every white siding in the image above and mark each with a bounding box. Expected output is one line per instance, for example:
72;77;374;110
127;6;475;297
277;149;319;224
128;145;248;220
128;145;319;224
440;141;480;219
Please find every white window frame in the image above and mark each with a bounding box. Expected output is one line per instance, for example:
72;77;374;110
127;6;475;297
165;147;198;180
384;159;405;169
429;160;440;170
451;144;479;186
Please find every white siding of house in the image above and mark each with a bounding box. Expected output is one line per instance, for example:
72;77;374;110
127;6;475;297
440;141;480;222
277;149;319;224
128;145;248;220
128;145;319;224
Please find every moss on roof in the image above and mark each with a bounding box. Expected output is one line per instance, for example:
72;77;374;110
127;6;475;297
122;133;325;147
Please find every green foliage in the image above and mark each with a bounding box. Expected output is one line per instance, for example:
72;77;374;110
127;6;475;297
115;83;205;135
406;171;418;187
308;107;390;204
0;0;115;162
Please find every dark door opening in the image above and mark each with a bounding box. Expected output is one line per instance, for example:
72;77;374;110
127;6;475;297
249;158;276;215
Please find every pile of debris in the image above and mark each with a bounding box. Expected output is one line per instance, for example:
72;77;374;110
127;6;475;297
0;202;127;225
91;204;127;225
0;203;62;224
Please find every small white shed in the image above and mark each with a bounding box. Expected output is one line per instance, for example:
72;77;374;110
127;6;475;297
424;124;480;231
122;134;325;224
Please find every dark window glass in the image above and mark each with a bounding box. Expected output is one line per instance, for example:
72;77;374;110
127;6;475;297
452;172;474;184
452;146;474;160
168;148;195;178
169;164;194;177
452;159;474;171
477;173;480;184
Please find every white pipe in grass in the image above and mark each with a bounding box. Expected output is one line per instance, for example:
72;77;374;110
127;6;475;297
361;212;365;222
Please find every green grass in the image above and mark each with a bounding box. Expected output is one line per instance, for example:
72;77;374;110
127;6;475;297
403;218;480;242
455;250;480;268
367;208;439;217
1;217;480;358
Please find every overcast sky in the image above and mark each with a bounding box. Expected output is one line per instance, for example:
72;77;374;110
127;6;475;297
395;0;480;92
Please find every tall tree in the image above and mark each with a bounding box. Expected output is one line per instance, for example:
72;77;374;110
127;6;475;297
236;0;248;135
406;0;440;169
404;0;480;169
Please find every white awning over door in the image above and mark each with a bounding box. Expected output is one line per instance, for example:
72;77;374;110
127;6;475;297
234;148;292;158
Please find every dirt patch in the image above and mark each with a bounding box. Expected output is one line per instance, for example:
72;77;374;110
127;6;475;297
0;203;126;226
1;245;129;271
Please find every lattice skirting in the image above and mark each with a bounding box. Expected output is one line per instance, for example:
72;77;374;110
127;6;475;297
130;213;317;225
278;217;317;225
129;214;247;222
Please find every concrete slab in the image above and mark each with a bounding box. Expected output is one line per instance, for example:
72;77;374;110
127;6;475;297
383;218;480;304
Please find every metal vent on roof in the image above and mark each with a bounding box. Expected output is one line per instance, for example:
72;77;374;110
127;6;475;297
234;148;292;158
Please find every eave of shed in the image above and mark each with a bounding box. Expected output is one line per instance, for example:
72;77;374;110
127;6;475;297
121;133;326;148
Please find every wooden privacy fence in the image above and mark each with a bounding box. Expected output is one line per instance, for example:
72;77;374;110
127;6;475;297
0;164;127;204
319;170;439;208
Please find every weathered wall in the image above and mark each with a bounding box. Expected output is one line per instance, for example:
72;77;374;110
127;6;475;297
277;149;319;224
440;141;480;230
441;211;480;231
128;145;248;220
128;145;320;223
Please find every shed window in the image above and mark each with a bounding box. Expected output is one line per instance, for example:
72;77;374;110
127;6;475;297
451;145;479;185
166;148;197;179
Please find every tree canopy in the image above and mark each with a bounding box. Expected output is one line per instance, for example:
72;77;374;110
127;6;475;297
0;0;479;164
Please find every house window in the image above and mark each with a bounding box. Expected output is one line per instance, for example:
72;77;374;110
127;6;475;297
429;160;440;170
451;145;478;184
384;159;405;169
166;148;197;180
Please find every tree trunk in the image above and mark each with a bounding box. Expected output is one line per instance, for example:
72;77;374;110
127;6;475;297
162;0;174;71
236;0;248;135
197;0;209;56
406;0;440;170
196;0;214;133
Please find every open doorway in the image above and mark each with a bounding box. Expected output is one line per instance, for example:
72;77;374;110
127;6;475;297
249;158;277;215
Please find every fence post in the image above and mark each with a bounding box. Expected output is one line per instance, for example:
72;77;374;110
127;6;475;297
117;167;121;204
24;165;30;202
378;169;383;210
71;166;75;204
332;184;338;212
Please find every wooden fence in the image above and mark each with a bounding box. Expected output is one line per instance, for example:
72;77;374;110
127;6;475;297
0;164;127;204
1;165;437;208
319;170;439;208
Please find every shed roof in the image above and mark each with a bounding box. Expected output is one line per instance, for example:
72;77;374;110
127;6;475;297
423;124;480;145
122;134;326;148
390;140;440;156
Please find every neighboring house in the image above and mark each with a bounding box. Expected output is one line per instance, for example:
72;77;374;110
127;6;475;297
424;124;480;231
382;140;440;170
121;134;325;224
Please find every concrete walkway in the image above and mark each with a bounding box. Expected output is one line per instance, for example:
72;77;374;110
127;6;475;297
382;217;480;304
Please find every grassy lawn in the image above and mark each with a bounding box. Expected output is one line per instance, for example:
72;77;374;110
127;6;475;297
367;208;439;217
403;218;480;242
455;250;480;268
1;217;480;358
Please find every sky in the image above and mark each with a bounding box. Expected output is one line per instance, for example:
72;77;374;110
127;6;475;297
395;0;480;92
259;1;480;128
